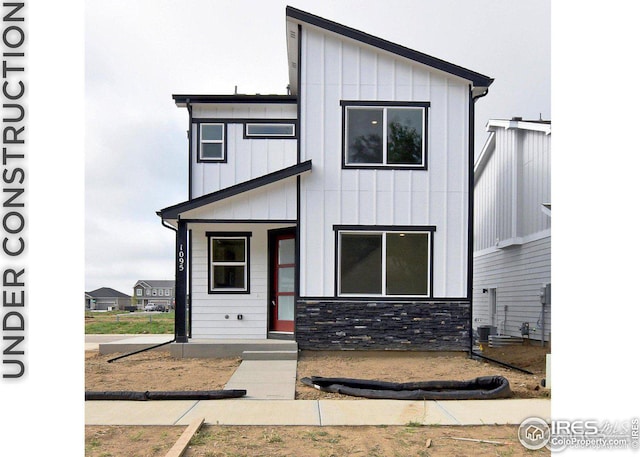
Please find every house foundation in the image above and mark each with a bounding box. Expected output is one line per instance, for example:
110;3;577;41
296;300;470;351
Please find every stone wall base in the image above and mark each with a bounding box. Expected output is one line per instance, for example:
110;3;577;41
296;300;471;351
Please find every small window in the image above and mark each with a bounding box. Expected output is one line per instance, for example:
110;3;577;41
200;123;225;161
165;289;170;296
245;123;295;138
337;228;432;297
208;232;251;294
145;288;151;296
136;289;142;297
342;102;428;168
152;289;157;296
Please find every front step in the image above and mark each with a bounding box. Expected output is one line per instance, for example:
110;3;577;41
242;350;298;361
170;339;298;358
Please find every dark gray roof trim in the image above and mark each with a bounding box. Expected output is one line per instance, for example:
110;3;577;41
286;6;493;88
86;287;131;299
173;94;297;105
158;160;312;220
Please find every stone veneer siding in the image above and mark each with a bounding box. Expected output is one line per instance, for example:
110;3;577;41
295;300;470;351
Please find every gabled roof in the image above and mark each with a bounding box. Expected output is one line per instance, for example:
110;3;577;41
86;287;130;299
134;280;175;289
285;6;493;95
158;160;312;221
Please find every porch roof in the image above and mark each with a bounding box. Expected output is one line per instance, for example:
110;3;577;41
157;160;312;221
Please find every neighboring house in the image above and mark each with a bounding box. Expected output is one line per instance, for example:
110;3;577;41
132;280;175;309
85;287;131;311
157;7;494;351
473;118;551;344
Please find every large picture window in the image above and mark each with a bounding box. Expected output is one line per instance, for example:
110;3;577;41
341;101;429;169
337;227;433;297
207;232;251;294
199;123;225;161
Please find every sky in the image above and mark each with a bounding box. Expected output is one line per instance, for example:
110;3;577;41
84;0;551;295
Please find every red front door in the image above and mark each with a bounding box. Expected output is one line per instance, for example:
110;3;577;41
271;234;295;332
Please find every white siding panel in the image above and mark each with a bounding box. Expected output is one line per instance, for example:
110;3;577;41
473;237;551;342
341;41;359;86
376;190;394;225
392;191;411;225
301;189;324;297
190;108;297;199
182;179;298;221
299;27;471;299
188;223;295;339
359;47;377;86
474;126;551;252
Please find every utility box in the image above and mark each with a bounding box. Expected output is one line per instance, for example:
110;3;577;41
477;325;497;343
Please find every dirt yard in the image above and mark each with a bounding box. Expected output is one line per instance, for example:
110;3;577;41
85;342;550;456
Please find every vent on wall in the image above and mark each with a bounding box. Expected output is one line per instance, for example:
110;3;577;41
289;30;296;39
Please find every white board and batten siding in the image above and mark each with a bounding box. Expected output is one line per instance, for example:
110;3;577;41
190;103;298;200
473;121;551;341
188;223;294;340
298;25;472;298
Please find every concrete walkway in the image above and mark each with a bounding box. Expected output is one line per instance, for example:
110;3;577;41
85;398;550;426
224;360;297;400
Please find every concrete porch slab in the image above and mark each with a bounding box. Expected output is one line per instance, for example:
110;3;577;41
98;335;174;355
171;339;298;358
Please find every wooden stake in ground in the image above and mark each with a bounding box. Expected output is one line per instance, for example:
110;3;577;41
449;437;509;445
165;417;205;457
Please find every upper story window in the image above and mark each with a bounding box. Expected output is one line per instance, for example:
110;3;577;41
136;289;142;297
341;101;429;169
199;123;225;162
245;122;296;138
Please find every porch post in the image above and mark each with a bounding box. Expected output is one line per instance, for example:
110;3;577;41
175;219;188;343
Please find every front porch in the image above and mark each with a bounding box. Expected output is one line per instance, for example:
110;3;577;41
97;335;298;359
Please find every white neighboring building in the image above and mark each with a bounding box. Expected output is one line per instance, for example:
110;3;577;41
473;118;551;344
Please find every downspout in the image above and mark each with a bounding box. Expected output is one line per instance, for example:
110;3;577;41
186;99;193;201
468;85;489;353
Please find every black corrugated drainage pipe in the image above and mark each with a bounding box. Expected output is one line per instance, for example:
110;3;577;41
107;338;176;363
85;389;246;401
469;350;533;375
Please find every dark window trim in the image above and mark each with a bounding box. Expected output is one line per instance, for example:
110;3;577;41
340;100;429;170
206;232;252;295
243;120;297;139
333;225;435;298
197;122;227;163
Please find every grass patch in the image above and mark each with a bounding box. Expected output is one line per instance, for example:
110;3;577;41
85;311;174;334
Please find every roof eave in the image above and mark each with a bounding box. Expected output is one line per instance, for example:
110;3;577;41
173;94;297;107
285;6;493;89
158;160;312;220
